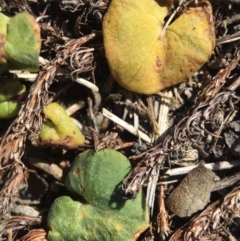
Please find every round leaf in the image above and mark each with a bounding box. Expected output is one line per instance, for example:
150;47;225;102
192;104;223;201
48;196;148;241
49;149;149;241
103;0;215;94
65;149;144;212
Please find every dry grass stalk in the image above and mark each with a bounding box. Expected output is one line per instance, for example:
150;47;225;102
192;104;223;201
18;229;47;241
0;215;42;237
157;184;171;239
0;65;57;215
0;34;96;239
102;108;152;143
121;52;240;209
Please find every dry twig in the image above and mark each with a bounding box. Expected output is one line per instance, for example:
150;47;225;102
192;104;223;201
0;33;95;239
18;229;47;241
121;52;240;211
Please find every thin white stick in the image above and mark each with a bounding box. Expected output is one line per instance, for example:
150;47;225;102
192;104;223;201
147;91;172;212
65;102;84;116
102;108;151;143
147;163;161;214
75;78;99;92
10;71;38;82
158;91;172;136
133;111;139;133
143;160;240;186
164;160;240;177
159;0;184;38
217;36;240;45
39;56;50;65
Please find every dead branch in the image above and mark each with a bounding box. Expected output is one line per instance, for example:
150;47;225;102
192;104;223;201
121;52;240;212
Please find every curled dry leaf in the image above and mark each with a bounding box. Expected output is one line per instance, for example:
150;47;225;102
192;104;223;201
169;186;240;241
103;0;215;94
166;164;219;217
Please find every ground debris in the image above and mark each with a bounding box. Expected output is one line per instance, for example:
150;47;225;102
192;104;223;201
0;1;240;241
166;163;219;218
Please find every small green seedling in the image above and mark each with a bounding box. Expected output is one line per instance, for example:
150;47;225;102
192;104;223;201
39;102;85;149
48;149;149;241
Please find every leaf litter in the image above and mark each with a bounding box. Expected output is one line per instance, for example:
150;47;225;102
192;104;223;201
0;0;240;241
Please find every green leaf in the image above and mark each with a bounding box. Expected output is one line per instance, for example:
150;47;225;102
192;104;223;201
65;149;133;210
0;78;26;119
48;196;148;241
4;12;40;71
48;149;149;241
0;13;10;74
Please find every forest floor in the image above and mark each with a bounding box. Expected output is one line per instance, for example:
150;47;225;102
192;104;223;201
0;0;240;241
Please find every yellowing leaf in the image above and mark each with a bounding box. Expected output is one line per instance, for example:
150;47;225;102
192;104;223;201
103;0;215;94
39;103;85;149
